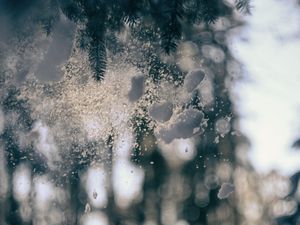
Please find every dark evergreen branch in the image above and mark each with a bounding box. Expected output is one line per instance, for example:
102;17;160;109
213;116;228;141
158;0;183;54
235;0;252;14
122;0;142;27
85;2;107;81
37;0;251;80
40;0;60;35
105;1;125;31
59;0;85;22
88;37;107;81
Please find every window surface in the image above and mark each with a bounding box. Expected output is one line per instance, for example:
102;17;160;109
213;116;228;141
0;1;300;225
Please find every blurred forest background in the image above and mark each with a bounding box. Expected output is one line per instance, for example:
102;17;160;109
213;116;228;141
0;0;300;225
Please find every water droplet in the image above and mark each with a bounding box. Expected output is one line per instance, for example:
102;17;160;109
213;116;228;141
84;203;91;213
93;190;97;199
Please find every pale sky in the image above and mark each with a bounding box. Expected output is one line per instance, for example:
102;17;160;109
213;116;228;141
232;0;300;175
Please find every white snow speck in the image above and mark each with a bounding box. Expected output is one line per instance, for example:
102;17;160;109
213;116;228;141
85;203;91;213
215;118;231;136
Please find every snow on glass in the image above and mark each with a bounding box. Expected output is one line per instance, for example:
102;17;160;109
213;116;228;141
1;23;237;223
19;42;211;165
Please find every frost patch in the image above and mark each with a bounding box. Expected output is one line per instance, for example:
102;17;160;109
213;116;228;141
184;69;205;92
157;109;205;143
149;102;173;123
218;182;235;199
128;75;145;102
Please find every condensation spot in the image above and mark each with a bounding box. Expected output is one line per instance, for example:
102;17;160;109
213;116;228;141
218;182;235;199
157;109;205;143
128;75;145;102
184;69;206;92
149;102;173;123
